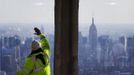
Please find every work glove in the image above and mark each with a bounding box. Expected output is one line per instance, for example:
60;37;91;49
34;27;41;35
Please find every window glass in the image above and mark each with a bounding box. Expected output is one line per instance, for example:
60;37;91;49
0;0;54;75
79;0;134;75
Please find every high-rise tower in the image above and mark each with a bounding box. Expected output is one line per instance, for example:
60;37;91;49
89;17;97;51
88;17;98;67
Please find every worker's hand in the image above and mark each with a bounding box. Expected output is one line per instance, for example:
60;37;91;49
34;27;41;35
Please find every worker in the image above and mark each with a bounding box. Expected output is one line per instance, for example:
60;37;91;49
16;27;51;75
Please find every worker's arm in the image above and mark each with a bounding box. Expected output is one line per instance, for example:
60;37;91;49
34;27;50;57
39;34;50;57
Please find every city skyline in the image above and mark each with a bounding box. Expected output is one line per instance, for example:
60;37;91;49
0;20;134;75
0;22;134;39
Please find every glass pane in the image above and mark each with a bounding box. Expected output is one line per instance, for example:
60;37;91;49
79;0;134;75
0;0;54;75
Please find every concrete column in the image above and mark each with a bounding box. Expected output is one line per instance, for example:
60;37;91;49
54;0;79;75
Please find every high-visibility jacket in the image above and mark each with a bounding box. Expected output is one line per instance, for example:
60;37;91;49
16;34;51;75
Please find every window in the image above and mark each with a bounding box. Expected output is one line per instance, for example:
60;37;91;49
79;0;134;75
0;0;54;75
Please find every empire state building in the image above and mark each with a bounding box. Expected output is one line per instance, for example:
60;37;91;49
89;17;97;52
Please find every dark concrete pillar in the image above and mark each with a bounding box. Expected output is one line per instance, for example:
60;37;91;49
54;0;79;75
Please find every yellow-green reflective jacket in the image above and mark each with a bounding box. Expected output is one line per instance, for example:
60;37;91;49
17;34;51;75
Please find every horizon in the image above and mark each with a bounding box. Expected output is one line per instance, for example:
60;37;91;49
0;23;134;39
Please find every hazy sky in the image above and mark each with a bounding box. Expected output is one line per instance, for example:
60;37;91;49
79;0;134;24
0;0;54;23
0;0;134;24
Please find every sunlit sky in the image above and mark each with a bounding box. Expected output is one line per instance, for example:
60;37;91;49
0;0;134;24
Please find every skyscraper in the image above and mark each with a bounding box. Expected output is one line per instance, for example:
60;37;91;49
89;17;97;51
98;35;113;66
127;36;134;64
88;17;98;66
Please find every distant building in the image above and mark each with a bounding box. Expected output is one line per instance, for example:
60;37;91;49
1;55;13;72
89;17;97;51
79;32;83;44
82;37;87;46
127;36;134;64
119;36;126;45
88;17;98;67
119;36;127;52
98;35;113;66
78;32;87;56
0;71;6;75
